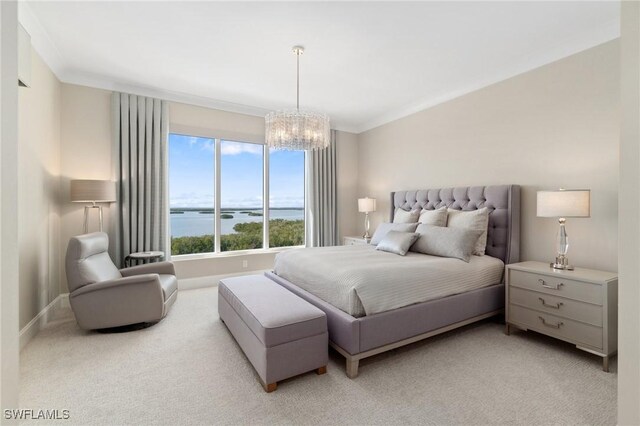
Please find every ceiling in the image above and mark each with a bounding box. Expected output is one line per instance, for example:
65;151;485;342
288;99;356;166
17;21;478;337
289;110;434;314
21;1;619;133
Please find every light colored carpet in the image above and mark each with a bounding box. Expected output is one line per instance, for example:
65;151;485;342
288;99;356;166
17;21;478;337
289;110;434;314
20;287;616;425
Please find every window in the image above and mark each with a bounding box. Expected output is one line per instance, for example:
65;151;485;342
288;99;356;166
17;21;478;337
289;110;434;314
269;149;305;247
220;140;264;252
169;134;215;255
169;133;305;255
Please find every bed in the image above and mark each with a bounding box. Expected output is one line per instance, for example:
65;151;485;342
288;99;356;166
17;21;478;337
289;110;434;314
266;185;520;377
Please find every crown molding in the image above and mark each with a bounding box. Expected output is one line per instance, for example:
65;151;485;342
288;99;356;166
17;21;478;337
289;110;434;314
354;18;620;134
59;70;359;133
18;1;617;136
18;1;66;78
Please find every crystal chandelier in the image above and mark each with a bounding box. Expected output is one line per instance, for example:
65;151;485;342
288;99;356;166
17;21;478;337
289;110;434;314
265;46;330;151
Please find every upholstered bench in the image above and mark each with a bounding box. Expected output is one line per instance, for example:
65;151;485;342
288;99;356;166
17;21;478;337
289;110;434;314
218;275;328;392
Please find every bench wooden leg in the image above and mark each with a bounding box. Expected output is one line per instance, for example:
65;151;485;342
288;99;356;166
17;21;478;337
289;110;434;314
346;358;359;379
263;382;277;393
602;356;609;373
316;366;327;375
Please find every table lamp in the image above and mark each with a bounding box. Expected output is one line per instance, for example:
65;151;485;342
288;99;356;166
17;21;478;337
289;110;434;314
537;189;590;270
358;197;377;240
70;179;116;233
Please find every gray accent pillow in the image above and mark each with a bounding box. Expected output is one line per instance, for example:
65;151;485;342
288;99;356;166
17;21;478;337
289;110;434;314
410;224;483;262
370;222;419;245
393;208;420;223
376;231;419;256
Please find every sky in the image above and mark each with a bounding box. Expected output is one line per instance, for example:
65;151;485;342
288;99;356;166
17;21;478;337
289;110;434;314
169;133;305;208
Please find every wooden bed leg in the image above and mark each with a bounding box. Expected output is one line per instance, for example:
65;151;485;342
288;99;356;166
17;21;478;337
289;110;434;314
316;366;327;375
263;382;277;393
346;358;359;379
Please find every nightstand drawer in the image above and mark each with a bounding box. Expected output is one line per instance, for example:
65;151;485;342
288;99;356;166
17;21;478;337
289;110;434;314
509;287;602;326
509;305;603;349
509;270;602;305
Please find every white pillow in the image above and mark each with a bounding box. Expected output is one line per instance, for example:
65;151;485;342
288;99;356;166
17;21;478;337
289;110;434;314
393;208;419;224
418;206;447;227
370;222;419;245
446;207;489;256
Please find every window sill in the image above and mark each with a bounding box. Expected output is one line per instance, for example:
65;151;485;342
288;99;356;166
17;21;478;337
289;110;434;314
171;246;304;262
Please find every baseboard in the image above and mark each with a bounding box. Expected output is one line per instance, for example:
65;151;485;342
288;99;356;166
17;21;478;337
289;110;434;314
20;293;70;351
179;270;270;291
19;271;264;348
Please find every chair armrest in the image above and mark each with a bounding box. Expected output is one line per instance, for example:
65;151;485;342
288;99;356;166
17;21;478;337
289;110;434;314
71;274;162;298
120;261;175;277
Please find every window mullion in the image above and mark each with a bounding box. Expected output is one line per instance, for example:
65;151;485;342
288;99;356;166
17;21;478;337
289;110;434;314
263;145;269;249
214;138;222;253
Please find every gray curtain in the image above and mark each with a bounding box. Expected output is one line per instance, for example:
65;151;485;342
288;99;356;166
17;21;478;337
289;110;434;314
308;129;338;247
110;92;168;266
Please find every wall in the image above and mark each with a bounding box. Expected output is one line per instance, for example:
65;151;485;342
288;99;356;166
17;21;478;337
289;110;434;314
58;91;359;285
18;48;61;329
1;0;21;409
618;2;640;423
357;40;619;273
59;84;112;292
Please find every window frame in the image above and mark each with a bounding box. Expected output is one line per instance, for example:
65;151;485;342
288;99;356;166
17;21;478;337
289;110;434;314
168;126;306;258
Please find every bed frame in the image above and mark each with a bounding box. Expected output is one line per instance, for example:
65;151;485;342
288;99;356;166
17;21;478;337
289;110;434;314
265;185;520;378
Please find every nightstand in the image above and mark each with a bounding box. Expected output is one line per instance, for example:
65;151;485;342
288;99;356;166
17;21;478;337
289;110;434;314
505;261;618;372
343;236;369;246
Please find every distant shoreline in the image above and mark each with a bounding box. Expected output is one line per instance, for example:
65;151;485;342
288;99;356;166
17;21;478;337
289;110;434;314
171;207;303;213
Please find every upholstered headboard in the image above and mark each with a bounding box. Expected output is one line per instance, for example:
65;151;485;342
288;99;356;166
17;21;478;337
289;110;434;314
390;185;520;264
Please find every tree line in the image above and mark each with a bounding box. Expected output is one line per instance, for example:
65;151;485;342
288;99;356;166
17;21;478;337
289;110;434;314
171;219;304;254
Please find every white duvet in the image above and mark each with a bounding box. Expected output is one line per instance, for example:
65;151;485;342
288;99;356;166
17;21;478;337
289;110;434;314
273;244;504;317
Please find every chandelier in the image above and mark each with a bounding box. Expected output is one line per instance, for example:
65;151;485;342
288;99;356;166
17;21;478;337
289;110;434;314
265;46;330;151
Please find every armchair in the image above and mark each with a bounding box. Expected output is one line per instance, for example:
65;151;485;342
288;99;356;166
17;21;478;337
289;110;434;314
65;232;177;330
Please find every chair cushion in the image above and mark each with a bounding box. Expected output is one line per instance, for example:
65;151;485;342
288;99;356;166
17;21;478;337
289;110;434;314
219;275;326;348
158;274;178;300
77;252;122;285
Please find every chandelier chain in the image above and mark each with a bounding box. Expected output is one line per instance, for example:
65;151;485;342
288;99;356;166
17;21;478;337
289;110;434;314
296;49;300;111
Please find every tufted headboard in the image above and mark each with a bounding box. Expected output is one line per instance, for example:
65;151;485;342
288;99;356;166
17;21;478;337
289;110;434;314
390;185;520;264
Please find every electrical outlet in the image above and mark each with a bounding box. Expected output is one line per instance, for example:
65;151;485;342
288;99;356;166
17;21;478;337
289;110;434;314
242;260;248;268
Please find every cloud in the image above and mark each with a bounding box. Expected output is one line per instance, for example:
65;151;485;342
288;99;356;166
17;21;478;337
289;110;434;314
170;192;214;208
269;195;304;208
221;142;263;156
200;140;215;153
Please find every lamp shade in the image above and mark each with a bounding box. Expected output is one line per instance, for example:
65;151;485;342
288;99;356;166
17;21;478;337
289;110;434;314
358;197;377;213
537;189;590;218
70;180;116;203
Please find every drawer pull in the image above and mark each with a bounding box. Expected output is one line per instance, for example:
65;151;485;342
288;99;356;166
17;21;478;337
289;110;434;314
539;316;563;329
538;297;563;309
539;278;563;290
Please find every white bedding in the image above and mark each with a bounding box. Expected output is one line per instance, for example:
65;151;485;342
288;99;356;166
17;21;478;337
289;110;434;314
273;244;505;317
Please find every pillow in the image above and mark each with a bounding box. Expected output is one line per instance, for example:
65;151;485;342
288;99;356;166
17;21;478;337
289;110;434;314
411;225;483;262
376;231;419;256
393;208;420;224
370;222;419;245
418;206;447;227
446;207;489;256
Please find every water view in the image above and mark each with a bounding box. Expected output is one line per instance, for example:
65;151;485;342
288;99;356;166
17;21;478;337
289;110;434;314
170;208;304;237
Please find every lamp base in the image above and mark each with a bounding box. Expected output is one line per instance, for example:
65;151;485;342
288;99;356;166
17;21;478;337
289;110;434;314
550;255;574;271
551;263;574;271
362;212;371;241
